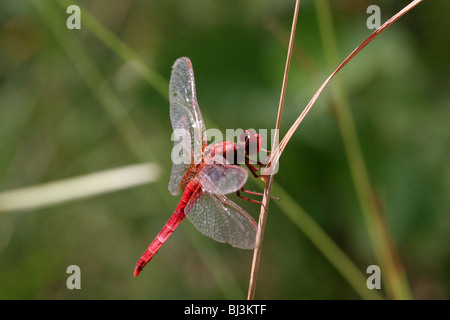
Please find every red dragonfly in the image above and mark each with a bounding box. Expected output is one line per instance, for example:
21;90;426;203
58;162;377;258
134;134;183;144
134;57;265;277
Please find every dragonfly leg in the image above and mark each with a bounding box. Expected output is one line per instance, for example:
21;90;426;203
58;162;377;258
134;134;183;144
236;187;278;214
245;157;265;178
245;147;273;179
238;187;280;201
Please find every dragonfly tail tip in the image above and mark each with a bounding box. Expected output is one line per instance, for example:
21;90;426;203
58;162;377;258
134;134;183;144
134;267;141;278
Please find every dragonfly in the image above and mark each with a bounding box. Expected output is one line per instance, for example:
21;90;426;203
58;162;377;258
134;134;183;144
134;57;267;277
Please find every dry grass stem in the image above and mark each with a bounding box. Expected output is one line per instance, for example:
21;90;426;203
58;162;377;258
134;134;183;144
247;0;301;300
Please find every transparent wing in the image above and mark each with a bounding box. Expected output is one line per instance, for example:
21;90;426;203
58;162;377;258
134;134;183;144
168;124;194;196
185;191;257;250
168;57;207;195
198;164;248;195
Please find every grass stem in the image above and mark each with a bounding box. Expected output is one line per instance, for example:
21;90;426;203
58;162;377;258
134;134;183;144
247;0;301;300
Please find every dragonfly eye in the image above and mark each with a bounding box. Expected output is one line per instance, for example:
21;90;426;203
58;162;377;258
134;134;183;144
239;129;252;143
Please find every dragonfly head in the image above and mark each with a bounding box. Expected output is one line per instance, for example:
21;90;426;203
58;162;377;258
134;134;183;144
240;129;262;156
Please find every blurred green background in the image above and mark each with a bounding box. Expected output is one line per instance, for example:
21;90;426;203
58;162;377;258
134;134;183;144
0;0;448;299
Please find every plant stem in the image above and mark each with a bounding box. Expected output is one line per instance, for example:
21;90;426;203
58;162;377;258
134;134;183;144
247;0;301;300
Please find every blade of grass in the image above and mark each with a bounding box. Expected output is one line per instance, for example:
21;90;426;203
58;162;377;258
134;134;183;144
247;0;301;300
315;0;413;300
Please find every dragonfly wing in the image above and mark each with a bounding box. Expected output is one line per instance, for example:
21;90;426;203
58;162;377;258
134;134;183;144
168;57;207;195
198;164;248;195
168;163;191;196
185;191;257;250
168;119;193;196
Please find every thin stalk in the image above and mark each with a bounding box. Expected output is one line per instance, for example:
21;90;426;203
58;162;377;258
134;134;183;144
247;0;301;300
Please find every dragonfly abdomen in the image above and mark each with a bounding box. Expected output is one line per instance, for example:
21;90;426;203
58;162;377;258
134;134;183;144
134;179;199;277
